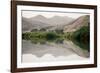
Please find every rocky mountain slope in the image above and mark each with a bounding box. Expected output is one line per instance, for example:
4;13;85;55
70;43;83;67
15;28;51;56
63;15;90;32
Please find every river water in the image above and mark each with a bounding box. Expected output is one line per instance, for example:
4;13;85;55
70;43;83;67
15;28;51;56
22;40;89;63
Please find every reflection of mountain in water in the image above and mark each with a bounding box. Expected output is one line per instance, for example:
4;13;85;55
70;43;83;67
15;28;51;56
22;40;89;58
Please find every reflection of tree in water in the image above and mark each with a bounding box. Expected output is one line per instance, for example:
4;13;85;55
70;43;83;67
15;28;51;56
72;26;90;52
55;38;64;44
30;38;64;44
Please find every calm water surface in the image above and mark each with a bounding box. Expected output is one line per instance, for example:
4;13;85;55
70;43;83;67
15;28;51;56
22;39;89;63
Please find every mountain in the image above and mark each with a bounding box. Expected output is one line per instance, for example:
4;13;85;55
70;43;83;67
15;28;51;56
22;17;50;32
63;15;90;32
22;15;89;33
29;15;74;26
32;15;47;20
48;16;74;26
22;17;32;32
22;15;75;32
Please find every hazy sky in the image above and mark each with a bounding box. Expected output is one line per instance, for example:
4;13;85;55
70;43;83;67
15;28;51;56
22;10;89;19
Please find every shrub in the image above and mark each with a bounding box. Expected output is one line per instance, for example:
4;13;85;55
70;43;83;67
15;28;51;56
45;32;58;40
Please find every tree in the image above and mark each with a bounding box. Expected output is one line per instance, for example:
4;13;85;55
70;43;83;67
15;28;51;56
31;29;38;32
40;28;46;31
55;29;63;34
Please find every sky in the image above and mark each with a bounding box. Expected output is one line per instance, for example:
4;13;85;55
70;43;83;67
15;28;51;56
22;10;89;19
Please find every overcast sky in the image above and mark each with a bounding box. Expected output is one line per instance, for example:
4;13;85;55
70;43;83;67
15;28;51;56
22;10;89;19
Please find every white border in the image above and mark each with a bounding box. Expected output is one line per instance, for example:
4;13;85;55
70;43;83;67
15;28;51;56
17;5;94;68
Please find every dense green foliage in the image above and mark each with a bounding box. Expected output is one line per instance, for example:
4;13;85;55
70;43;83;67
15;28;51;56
22;31;65;43
23;32;62;40
72;26;90;51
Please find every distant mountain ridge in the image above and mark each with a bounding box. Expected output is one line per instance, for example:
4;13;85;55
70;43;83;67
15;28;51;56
29;15;74;26
22;15;89;33
22;15;75;32
22;17;51;32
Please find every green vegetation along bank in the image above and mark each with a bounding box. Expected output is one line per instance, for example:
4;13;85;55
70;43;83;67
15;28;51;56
22;26;90;51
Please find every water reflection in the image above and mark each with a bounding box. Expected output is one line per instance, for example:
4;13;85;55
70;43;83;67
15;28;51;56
30;38;64;44
22;38;89;58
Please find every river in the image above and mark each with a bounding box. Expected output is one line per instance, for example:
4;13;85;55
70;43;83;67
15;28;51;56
22;40;89;63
